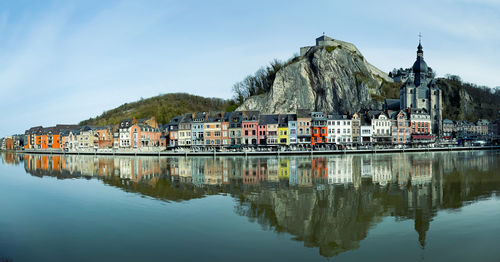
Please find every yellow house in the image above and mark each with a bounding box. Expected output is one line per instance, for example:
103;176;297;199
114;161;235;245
278;115;289;145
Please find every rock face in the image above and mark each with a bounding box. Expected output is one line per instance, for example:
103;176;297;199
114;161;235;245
237;39;393;114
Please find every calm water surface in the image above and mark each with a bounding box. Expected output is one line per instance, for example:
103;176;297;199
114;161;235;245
1;151;500;261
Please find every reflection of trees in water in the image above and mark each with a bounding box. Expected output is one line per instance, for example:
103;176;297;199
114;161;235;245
18;151;500;258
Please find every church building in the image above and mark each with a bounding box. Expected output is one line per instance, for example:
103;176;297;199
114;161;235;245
399;40;442;136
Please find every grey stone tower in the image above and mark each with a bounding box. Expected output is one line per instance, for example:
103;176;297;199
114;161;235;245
400;40;442;136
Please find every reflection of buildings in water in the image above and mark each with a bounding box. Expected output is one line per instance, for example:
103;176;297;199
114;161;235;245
361;156;372;178
371;156;394;186
267;158;279;182
24;154;162;184
410;157;432;186
178;158;192;184
312;158;327;179
169;158;179;177
117;157;161;182
243;158;257;185
222;159;230;185
205;158;224;185
391;154;410;189
191;158;205;187
243;158;269;185
2;152;24;165
312;158;328;186
119;157;133;179
178;158;191;178
440;151;494;175
327;156;353;185
278;158;289;180
296;158;312;187
441;152;456;174
289;158;298;186
228;157;243;182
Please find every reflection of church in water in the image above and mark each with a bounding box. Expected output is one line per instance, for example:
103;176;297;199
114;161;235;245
17;151;499;258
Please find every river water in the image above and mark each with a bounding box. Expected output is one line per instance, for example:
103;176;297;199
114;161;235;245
1;151;499;261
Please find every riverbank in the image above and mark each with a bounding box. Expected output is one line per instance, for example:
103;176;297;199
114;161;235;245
3;146;500;157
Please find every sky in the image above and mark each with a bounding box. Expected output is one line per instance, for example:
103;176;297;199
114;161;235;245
1;0;499;137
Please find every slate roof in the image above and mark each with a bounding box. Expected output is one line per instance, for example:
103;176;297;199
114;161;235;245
242;111;260;121
259;115;278;125
384;99;400;111
297;109;311;118
443;119;454;124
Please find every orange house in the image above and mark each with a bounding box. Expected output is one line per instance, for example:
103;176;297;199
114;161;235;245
5;138;14;150
41;135;48;149
25;125;79;150
24;134;30;149
204;112;223;147
51;134;61;149
311;112;327;146
95;128;113;148
35;135;42;149
311;126;327;145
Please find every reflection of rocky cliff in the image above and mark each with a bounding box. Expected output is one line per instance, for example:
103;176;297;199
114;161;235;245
236;186;388;257
18;151;500;258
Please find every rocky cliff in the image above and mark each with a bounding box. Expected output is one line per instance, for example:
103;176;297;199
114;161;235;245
237;39;393;114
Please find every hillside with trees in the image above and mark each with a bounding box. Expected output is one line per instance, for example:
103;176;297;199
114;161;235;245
79;93;236;126
437;75;500;121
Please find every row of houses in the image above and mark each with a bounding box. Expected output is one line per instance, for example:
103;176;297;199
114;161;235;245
442;119;498;139
0;135;25;150
20;110;500;152
24;118;164;151
166;109;440;149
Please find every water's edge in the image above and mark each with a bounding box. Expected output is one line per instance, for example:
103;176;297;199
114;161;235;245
3;146;500;157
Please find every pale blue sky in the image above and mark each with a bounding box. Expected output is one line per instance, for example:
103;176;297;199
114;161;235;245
1;0;499;136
